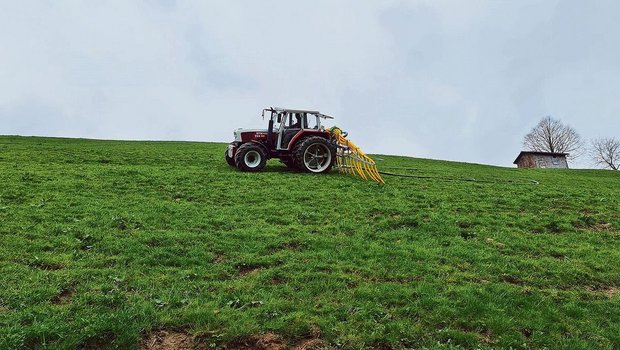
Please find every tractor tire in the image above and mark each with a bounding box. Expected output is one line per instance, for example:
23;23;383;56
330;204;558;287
234;143;267;172
280;158;297;170
293;136;335;173
225;150;236;167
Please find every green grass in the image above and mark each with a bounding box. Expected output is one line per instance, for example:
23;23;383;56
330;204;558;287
1;135;619;349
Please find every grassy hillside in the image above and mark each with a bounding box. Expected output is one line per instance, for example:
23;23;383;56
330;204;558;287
1;135;619;349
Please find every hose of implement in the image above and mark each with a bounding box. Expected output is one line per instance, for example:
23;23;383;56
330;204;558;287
329;127;385;184
328;127;538;186
377;166;540;185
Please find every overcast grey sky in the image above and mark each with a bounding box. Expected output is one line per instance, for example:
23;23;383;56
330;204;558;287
1;0;619;167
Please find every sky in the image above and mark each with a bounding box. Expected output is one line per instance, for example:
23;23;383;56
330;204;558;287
1;0;619;168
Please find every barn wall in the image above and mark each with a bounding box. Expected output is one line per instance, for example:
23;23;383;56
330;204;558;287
517;155;536;168
517;155;568;169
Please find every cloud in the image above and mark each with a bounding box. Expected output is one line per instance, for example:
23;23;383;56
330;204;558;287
1;0;619;167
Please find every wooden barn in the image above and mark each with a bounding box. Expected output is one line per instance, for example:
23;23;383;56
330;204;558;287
513;151;569;169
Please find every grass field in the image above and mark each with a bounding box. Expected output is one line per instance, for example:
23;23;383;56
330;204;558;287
1;135;619;349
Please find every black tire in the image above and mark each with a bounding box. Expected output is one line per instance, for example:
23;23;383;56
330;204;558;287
293;136;335;173
225;150;236;167
234;143;267;172
280;158;297;170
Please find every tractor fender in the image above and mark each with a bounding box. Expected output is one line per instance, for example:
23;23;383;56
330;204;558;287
288;130;331;150
244;141;270;157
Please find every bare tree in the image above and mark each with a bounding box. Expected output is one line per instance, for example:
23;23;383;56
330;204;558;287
591;137;620;170
523;116;583;157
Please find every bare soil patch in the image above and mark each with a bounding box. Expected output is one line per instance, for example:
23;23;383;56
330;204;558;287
51;289;73;304
28;261;65;271
587;286;620;297
292;326;324;350
270;276;286;285
593;222;613;231
478;328;497;345
237;263;265;276
140;330;200;350
212;253;225;264
282;241;302;251
501;274;523;285
224;329;325;350
225;333;286;350
292;338;324;350
604;287;620;297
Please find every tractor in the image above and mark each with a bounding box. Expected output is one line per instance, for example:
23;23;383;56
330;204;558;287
226;107;337;173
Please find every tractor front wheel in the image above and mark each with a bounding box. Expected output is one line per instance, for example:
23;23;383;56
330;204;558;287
293;136;335;173
225;150;236;167
234;143;267;172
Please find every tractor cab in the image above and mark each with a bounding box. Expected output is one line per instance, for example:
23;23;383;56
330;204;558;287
263;108;331;150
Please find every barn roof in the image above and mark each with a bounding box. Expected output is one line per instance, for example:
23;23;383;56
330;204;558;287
513;151;569;164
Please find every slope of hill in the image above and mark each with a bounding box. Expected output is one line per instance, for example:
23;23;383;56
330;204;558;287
0;135;619;349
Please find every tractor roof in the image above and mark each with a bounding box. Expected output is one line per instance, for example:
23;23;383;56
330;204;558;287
264;107;334;119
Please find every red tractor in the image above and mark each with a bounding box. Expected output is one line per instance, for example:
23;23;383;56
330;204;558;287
226;107;337;173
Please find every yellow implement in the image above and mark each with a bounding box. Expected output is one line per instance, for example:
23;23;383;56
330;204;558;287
329;127;385;184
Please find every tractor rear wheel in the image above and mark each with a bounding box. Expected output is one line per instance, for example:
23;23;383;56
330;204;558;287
234;143;267;172
293;136;335;173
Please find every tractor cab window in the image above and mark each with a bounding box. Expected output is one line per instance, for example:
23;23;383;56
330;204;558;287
305;114;319;129
285;113;303;129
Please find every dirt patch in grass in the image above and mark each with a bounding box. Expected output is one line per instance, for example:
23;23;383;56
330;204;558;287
485;238;506;249
28;260;65;271
224;330;325;350
236;261;283;277
573;215;615;232
51;288;73;304
282;241;302;251
212;253;225;264
593;222;613;231
292;326;324;350
270;276;286;285
292;338;325;350
587;286;620;297
549;252;567;260
478;328;496;345
140;330;200;350
237;263;265;276
501;274;523;285
225;333;286;350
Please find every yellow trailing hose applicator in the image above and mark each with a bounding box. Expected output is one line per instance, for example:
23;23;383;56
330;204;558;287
329;127;385;184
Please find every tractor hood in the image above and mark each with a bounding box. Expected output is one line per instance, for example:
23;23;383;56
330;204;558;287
234;128;269;142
